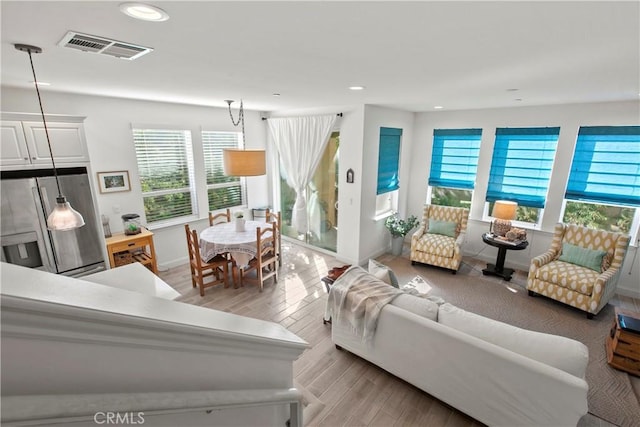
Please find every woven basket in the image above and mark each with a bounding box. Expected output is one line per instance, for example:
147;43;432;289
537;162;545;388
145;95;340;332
114;251;133;267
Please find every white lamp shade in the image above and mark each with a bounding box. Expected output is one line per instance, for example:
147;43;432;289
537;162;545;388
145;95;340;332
223;149;266;176
47;201;85;231
492;200;518;220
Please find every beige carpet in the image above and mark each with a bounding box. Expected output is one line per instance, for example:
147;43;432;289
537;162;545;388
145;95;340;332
379;254;640;427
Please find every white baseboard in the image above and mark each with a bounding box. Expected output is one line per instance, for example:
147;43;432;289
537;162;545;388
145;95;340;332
158;256;189;271
615;286;640;299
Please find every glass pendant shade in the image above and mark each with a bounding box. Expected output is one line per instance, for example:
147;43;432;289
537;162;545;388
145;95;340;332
16;43;86;232
47;197;85;231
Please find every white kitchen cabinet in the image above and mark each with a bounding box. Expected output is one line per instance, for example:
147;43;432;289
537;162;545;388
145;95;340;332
1;115;89;169
1;121;31;167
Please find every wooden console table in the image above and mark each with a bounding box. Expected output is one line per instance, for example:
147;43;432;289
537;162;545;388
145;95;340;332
606;307;640;376
105;228;158;274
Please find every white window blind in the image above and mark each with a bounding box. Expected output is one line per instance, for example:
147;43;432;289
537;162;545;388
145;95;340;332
133;129;196;223
202;131;245;210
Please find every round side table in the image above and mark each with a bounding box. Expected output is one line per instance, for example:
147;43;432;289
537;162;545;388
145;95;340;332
481;233;528;281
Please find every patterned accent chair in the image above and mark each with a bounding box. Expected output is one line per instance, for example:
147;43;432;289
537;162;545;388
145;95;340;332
527;223;629;319
410;205;469;273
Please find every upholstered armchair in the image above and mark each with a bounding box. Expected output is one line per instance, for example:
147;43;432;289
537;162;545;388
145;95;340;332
527;223;629;318
410;205;469;273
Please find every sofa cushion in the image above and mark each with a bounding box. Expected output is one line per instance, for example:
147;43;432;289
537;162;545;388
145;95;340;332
368;259;399;288
390;294;439;321
428;219;457;237
535;260;599;295
415;233;455;258
438;303;588;378
558;242;607;272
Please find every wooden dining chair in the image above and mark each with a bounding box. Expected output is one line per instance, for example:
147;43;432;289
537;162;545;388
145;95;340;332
265;209;282;266
239;224;278;292
209;208;231;226
185;224;229;296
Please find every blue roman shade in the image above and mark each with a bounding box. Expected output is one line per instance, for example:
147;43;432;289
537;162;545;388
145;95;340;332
486;127;560;208
565;126;640;207
429;128;482;190
377;127;402;195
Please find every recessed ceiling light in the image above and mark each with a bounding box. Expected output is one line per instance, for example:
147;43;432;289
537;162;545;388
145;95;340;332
119;3;169;22
29;80;50;86
434;105;444;109
506;88;519;92
272;93;281;97
349;86;365;91
514;98;523;102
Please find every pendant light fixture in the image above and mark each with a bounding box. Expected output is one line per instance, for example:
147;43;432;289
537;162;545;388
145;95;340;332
222;100;266;176
15;44;85;231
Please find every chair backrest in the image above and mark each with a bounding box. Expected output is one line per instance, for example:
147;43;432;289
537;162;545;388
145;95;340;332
553;223;630;269
256;224;276;261
209;208;231;226
422;204;470;237
185;224;204;267
265;210;282;264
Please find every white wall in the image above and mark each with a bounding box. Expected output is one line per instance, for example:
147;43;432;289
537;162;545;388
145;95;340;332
334;106;366;264
1;87;269;268
410;100;640;297
358;105;415;264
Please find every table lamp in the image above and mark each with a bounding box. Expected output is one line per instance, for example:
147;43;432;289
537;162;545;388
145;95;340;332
491;200;517;236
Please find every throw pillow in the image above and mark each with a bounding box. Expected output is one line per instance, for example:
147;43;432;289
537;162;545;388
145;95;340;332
557;242;607;272
390;294;438;321
367;259;399;288
438;303;589;378
427;219;457;237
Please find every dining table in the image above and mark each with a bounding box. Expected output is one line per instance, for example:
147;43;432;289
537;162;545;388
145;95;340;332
199;220;269;287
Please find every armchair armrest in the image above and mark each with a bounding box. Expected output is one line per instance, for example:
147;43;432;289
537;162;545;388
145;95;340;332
532;249;557;268
590;266;621;311
412;225;426;242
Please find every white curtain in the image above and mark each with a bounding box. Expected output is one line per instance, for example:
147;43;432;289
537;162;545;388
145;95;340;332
268;114;337;234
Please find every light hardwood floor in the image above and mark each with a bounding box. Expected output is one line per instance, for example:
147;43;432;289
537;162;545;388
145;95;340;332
158;239;638;427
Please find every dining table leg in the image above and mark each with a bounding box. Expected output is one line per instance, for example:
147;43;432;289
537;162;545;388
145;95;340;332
232;263;240;288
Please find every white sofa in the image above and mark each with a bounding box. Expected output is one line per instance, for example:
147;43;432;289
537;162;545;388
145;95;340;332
329;271;589;427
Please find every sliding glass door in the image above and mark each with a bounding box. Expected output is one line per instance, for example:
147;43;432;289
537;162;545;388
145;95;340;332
279;132;339;252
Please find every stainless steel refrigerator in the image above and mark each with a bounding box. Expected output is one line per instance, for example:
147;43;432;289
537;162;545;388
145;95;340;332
1;167;106;276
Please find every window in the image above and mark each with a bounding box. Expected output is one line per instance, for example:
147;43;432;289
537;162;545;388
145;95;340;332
563;126;640;235
133;129;196;224
429;128;481;208
376;127;402;216
486;127;560;223
202;131;245;211
377;127;402;195
431;187;473;208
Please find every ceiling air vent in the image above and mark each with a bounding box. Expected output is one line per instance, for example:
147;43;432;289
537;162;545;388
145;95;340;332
58;31;152;60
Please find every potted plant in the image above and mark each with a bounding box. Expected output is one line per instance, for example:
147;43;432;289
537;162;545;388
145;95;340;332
385;213;419;255
234;211;245;232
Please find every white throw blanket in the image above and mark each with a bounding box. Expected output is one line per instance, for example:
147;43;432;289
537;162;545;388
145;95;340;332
325;266;403;344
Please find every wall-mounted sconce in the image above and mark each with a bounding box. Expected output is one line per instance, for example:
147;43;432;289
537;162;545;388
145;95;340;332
346;168;354;184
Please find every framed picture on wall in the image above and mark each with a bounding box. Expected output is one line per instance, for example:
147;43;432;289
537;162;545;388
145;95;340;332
97;171;131;193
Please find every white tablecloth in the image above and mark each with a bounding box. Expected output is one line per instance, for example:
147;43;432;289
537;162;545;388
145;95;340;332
199;220;268;267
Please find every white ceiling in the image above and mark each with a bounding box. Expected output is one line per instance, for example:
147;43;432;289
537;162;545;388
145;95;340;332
1;1;639;113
